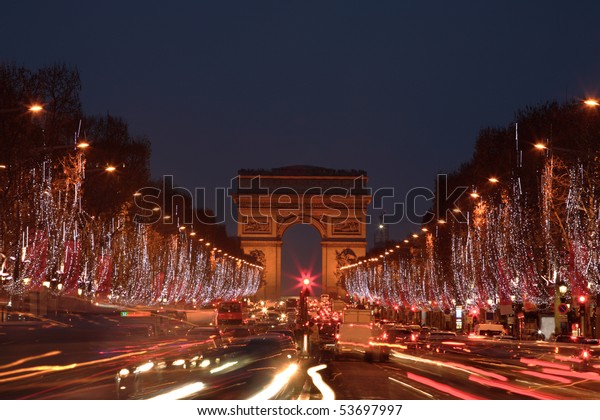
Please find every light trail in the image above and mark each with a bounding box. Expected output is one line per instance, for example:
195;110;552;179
517;370;572;384
519;357;570;370
406;372;483;400
0;351;62;370
149;382;205;400
247;363;298;400
307;364;335;400
468;374;557;399
388;376;434;399
0;350;147;384
540;368;600;381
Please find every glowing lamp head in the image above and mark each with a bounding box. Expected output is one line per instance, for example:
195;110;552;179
534;143;547;150
303;278;310;286
29;104;43;112
584;99;599;107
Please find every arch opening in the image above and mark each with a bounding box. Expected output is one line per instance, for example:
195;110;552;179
281;223;322;297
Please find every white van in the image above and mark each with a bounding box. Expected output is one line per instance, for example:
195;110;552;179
335;323;383;361
474;323;506;337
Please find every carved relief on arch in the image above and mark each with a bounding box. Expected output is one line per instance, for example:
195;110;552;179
241;216;272;234
332;218;360;234
335;248;357;270
335;248;358;287
249;249;267;286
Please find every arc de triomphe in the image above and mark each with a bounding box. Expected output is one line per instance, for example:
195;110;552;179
232;166;372;299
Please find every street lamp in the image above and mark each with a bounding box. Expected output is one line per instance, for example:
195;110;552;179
583;98;599;107
559;284;568;296
28;104;43;112
0;103;44;114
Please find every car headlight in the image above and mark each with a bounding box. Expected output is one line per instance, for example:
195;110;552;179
133;362;154;374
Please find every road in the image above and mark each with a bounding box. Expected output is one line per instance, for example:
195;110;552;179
309;340;600;400
2;315;599;400
0;314;303;400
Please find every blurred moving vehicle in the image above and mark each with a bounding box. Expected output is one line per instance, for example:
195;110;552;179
551;335;600;371
474;323;506;337
185;326;223;346
183;309;219;327
554;335;599;345
115;332;298;399
221;325;256;338
264;327;295;341
384;327;419;352
318;322;338;351
420;331;465;352
335;308;384;362
217;301;244;325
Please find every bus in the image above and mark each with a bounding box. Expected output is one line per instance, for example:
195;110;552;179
217;300;244;325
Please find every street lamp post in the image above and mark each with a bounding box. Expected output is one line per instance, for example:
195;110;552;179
555;282;568;335
578;295;587;337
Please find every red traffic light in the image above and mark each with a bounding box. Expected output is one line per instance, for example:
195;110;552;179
303;278;310;286
578;295;586;304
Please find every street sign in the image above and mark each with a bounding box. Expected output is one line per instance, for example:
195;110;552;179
558;303;569;314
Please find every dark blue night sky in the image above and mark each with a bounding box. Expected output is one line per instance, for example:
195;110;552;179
3;1;600;292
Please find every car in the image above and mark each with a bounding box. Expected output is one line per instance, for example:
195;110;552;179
317;322;338;351
116;327;225;399
420;331;464;352
185;326;223;346
221;326;256;338
385;327;419;351
552;335;600;371
264;327;295;341
428;331;457;341
335;323;385;362
243;334;299;360
554;335;599;345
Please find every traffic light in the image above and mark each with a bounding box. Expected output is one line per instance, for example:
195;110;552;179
578;295;586;304
579;306;586;316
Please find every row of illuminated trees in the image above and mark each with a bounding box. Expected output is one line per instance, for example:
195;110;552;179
0;63;263;306
341;99;600;314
